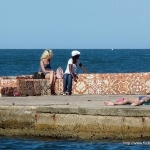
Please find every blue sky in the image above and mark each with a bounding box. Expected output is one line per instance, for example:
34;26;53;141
0;0;150;49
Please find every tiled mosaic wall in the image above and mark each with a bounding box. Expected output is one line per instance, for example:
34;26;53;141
1;73;150;96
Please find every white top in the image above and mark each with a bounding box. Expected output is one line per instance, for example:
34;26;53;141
64;58;80;74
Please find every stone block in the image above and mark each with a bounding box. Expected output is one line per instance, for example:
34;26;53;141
73;77;89;95
40;79;51;95
1;87;18;96
0;78;19;87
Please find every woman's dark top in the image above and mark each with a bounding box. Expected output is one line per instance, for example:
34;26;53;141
38;62;51;75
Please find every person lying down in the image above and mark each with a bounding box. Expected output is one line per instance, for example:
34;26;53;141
104;96;150;106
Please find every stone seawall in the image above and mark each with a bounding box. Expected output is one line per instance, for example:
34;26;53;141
1;72;150;96
0;95;150;140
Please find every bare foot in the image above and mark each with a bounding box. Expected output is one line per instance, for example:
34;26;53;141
104;101;115;106
131;102;139;106
131;103;137;106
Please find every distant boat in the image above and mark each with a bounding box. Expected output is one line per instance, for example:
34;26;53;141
111;49;113;50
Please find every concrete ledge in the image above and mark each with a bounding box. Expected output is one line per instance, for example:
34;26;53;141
1;105;150;117
0;95;150;139
36;105;150;117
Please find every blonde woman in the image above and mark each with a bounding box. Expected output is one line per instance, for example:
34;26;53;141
39;49;57;95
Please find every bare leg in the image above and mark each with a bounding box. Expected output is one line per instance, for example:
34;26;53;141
49;71;54;87
104;99;135;106
51;72;56;91
104;101;115;106
114;99;129;105
45;71;54;88
104;100;127;106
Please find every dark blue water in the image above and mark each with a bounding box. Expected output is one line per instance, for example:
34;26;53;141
1;49;150;76
1;136;150;150
1;49;150;149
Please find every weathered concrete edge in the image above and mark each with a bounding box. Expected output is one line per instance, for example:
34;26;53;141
1;105;150;139
0;105;150;117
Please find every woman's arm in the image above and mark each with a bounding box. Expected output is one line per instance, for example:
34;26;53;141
40;60;51;73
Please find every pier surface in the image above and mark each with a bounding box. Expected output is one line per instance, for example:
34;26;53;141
0;95;150;140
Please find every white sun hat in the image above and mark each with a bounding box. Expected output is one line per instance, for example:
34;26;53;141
71;50;80;56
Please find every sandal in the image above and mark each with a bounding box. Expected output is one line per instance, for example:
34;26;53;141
51;90;57;95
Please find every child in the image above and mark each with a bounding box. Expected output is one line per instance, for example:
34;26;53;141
63;50;88;95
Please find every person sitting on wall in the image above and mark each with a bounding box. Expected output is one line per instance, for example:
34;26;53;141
104;96;150;106
38;49;57;95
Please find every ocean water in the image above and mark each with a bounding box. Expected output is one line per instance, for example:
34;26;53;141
1;49;150;76
1;136;150;150
1;49;150;149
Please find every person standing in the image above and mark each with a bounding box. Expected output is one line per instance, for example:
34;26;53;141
63;50;88;95
39;49;57;95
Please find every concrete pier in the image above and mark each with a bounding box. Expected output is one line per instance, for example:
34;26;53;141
0;95;150;139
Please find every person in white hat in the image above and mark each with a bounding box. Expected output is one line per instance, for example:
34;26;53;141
63;50;88;95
